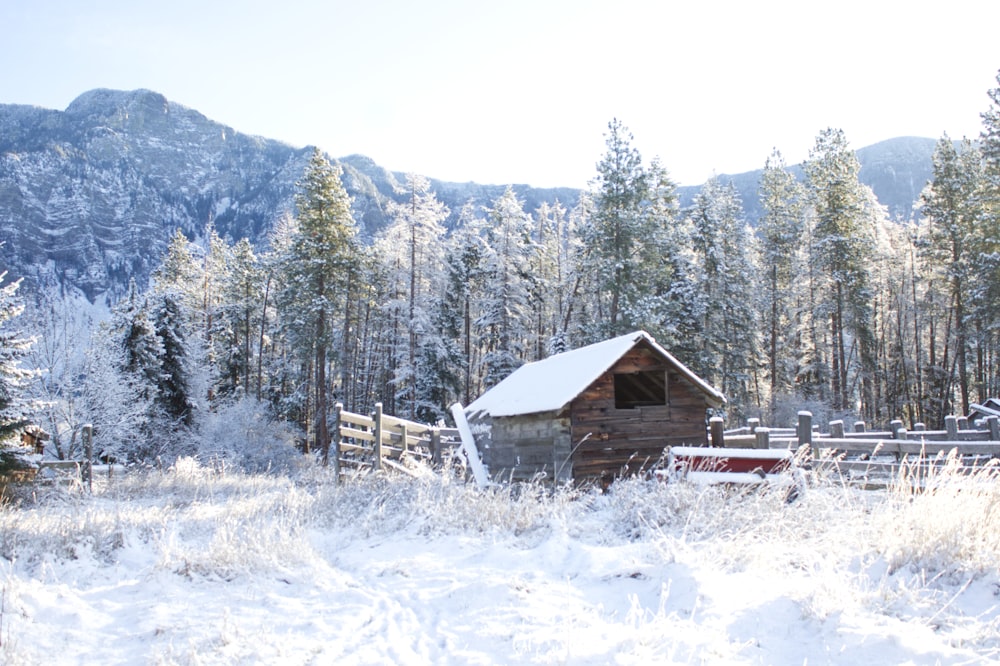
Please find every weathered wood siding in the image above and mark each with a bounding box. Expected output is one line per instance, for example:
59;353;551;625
570;343;709;480
478;411;574;483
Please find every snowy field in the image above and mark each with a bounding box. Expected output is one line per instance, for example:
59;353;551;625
2;458;1000;665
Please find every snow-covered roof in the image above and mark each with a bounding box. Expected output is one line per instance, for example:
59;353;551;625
465;330;726;418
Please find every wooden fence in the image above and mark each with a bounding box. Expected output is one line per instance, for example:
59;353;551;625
711;411;1000;482
333;402;461;473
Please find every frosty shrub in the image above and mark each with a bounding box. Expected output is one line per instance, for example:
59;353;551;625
876;454;1000;575
194;397;304;474
311;461;583;538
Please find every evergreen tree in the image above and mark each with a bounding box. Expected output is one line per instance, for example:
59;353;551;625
757;149;806;419
635;159;690;348
575;121;681;345
478;187;536;387
980;69;1000;186
277;148;359;462
529;201;564;360
112;281;166;461
687;177;760;417
80;320;151;462
439;202;490;405
576;119;650;340
218;238;265;398
0;273;36;445
804;128;878;418
153;291;194;427
379;174;449;419
920;136;985;419
975;70;1000;399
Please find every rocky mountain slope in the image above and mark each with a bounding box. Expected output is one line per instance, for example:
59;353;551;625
0;88;939;303
0;89;576;303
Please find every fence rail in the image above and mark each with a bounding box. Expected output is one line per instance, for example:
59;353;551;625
333;402;460;473
711;412;1000;482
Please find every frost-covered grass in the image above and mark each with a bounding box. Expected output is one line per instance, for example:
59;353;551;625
1;458;999;664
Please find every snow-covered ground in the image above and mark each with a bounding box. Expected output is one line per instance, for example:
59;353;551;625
2;458;999;664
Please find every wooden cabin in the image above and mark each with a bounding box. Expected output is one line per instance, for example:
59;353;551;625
465;330;726;484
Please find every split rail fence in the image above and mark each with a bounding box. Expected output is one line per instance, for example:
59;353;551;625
710;407;1000;483
333;402;461;474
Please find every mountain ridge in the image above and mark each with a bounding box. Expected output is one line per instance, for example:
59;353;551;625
0;88;939;303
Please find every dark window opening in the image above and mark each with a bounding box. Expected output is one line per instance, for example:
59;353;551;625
614;371;667;409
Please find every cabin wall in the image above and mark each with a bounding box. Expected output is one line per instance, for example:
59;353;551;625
477;411;573;483
570;345;709;480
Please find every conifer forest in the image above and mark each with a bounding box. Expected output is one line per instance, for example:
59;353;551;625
5;71;1000;466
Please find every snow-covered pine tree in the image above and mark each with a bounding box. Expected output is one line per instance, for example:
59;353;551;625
975;70;1000;400
0;272;37;448
804;128;878;420
217;238;265;398
920;136;986;421
478;187;536;388
576;119;650;341
153;228;204;318
757;149;806;420
276;148;359;462
687;177;760;418
80;320;153;463
439;202;490;405
111;281;166;461
153;291;194;428
378;174;449;420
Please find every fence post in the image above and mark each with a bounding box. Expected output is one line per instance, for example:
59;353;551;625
431;428;442;465
913;422;926;432
890;419;903;439
372;402;383;471
709;417;725;447
755;427;770;450
82;424;93;493
400;423;409;456
987;415;1000;441
945;415;958;440
853;420;866;434
333;403;343;483
747;418;760;434
957;416;969;431
829;420;844;439
798;411;813;457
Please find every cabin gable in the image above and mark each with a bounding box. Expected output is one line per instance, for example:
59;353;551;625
568;342;710;481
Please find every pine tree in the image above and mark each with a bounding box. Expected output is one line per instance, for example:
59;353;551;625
79;323;136;462
379;174;449;419
804;128;878;418
757;149;806;419
576;119;650;340
277;148;359;463
0;273;36;445
217;238;265;398
439;203;489;405
975;70;1000;399
687;177;760;417
478;187;536;387
980;69;1000;186
111;281;166;461
153;291;194;427
153;228;203;317
920;136;985;419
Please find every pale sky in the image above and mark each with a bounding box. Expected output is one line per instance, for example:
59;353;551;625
1;0;998;188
